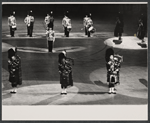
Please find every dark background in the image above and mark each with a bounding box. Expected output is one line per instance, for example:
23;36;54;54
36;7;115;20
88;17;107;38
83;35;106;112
2;4;147;18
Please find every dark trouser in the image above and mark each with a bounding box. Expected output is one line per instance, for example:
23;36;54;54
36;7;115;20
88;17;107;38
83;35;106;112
64;27;69;37
27;26;30;35
29;25;33;37
87;27;91;37
10;26;15;37
48;23;54;30
85;27;88;35
48;40;53;52
87;31;91;37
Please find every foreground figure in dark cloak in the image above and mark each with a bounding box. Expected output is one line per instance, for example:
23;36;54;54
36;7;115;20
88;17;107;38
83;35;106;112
58;53;70;95
8;47;22;93
105;48;123;94
62;50;74;86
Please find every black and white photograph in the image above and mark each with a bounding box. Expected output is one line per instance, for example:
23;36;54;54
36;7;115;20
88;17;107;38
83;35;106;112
1;2;148;120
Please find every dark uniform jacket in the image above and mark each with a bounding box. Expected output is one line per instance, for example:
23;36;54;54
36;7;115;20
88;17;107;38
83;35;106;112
58;59;71;85
8;55;22;85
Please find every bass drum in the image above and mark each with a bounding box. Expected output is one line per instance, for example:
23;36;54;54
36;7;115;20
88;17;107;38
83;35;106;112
88;26;96;33
12;24;17;31
67;25;72;32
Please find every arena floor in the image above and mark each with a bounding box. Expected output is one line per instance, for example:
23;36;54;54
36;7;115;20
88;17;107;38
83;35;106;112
2;16;148;105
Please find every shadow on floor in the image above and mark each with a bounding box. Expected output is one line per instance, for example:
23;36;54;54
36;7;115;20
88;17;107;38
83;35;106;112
32;94;62;105
78;91;108;95
2;93;12;100
139;79;148;87
93;80;108;88
137;43;147;48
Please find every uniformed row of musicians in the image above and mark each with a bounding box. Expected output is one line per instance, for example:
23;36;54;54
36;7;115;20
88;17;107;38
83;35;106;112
8;11;95;38
8;11;147;42
8;47;123;95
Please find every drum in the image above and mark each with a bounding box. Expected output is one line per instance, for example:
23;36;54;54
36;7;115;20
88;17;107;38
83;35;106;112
88;26;95;33
67;25;72;31
48;36;54;41
12;24;17;31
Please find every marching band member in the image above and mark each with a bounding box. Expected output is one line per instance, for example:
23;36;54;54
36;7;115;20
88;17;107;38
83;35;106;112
114;54;123;85
136;14;147;42
8;11;17;37
44;13;50;28
46;27;55;52
62;50;74;86
45;11;54;30
24;10;34;37
24;13;30;36
62;11;72;37
86;13;95;37
29;10;34;37
8;47;22;93
107;55;116;94
49;11;54;30
114;12;124;40
83;14;89;35
58;53;71;95
105;48;123;94
105;48;114;82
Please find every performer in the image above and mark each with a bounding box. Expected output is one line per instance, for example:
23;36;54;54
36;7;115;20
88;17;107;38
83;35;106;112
24;13;30;36
62;50;74;86
113;54;123;85
83;14;89;35
24;10;34;37
137;14;147;42
8;11;17;37
114;12;124;40
107;55;117;94
58;53;71;95
29;10;34;37
46;27;55;52
44;13;50;28
105;48;123;94
49;11;54;30
45;11;54;30
86;13;95;37
62;11;72;37
105;48;114;82
8;47;22;93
